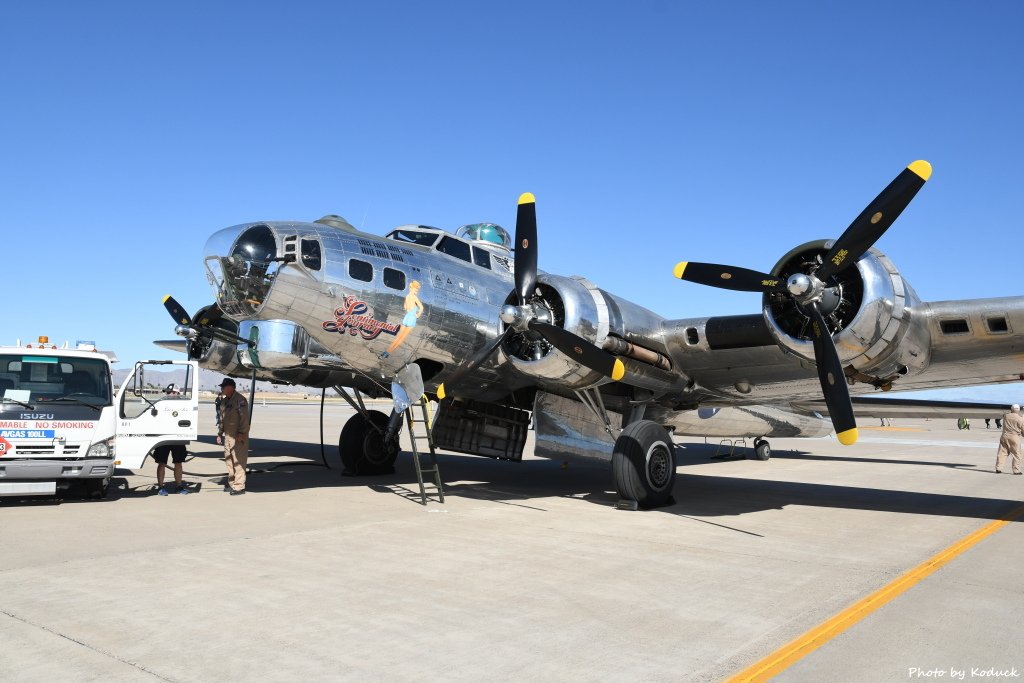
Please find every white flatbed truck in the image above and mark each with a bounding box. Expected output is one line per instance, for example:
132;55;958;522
0;337;198;499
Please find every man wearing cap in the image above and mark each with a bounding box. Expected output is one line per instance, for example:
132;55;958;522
216;378;250;494
995;404;1024;475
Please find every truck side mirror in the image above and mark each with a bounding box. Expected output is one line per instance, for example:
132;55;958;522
133;363;145;397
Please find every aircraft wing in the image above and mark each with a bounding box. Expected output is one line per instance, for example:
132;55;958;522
666;296;1024;407
153;339;188;353
895;297;1024;392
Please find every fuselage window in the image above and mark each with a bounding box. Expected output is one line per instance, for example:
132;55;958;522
383;267;406;291
349;259;373;282
437;236;472;263
472;247;492;270
301;238;322;271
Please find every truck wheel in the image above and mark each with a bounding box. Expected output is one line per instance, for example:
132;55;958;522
85;477;110;499
752;439;771;461
339;410;398;475
612;420;676;509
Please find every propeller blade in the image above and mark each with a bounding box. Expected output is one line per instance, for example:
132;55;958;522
514;192;538;305
436;329;510;400
528;321;625;381
162;294;192;326
806;303;857;445
816;160;931;282
673;261;787;293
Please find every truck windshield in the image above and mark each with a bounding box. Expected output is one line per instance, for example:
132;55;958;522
0;355;112;406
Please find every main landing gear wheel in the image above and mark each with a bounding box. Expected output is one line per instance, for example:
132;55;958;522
612;420;677;509
752;438;771;461
339;410;398;475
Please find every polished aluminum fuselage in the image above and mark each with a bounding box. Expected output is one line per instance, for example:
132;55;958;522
200;220;1024;444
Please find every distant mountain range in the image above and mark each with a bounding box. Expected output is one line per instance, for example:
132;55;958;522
111;367;304;393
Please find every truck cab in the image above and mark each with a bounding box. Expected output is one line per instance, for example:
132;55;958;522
0;338;198;499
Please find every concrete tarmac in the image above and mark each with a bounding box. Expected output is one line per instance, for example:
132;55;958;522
1;405;1022;682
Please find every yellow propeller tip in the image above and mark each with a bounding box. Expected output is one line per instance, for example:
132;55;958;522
162;294;171;303
837;427;858;446
673;262;688;279
437;384;446;400
517;192;536;205
611;359;625;381
908;160;932;181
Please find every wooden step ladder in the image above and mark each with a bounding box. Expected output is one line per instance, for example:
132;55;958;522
405;396;444;505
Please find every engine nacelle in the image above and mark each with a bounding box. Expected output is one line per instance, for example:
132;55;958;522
762;240;932;385
189;317;249;377
191;315;362;391
500;273;669;388
501;274;611;388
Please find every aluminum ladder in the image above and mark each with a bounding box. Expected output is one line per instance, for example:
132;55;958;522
405;396;444;505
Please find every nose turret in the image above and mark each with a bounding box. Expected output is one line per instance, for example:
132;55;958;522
204;223;285;319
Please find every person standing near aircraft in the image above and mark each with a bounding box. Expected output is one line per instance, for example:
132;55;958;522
216;378;250;494
381;280;424;357
995;404;1024;475
152;444;190;495
214;390;224;434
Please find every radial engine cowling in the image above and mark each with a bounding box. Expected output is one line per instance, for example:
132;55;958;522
501;273;676;390
187;314;249;377
762;240;931;385
502;274;610;388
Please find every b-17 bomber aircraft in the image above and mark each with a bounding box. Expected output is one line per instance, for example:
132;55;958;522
159;160;1024;508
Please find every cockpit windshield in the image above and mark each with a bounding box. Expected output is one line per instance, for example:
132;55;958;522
204;224;283;317
456;223;512;250
386;227;441;247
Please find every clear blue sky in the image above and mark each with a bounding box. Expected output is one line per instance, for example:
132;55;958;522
3;2;1022;399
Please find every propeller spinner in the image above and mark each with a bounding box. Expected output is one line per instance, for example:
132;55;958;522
672;161;932;445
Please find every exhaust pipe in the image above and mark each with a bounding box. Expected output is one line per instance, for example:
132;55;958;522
602;336;672;372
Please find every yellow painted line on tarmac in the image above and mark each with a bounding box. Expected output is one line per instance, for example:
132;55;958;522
862;426;924;432
728;503;1024;682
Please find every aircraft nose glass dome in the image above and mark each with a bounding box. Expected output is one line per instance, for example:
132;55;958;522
231;225;277;263
203;224;282;318
456;223;511;250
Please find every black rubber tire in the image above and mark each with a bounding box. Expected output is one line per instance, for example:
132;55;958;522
612;420;677;509
84;477;110;499
339;410;398;475
752;440;771;461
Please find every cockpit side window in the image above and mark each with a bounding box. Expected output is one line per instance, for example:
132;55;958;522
437;236;471;263
349;259;373;282
301;238;322;271
471;247;492;270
